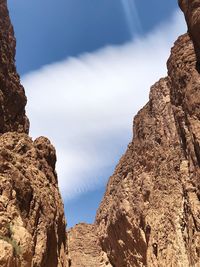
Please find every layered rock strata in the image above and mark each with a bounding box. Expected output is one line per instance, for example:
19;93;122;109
0;1;67;266
69;3;200;267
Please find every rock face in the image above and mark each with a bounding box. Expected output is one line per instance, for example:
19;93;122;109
95;33;200;267
0;0;29;134
0;1;67;266
68;2;200;267
68;224;112;267
0;133;67;267
179;0;200;64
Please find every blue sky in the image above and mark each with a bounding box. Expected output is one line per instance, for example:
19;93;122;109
9;0;177;75
8;0;185;227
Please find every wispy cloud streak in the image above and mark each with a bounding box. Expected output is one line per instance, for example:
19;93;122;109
121;0;142;38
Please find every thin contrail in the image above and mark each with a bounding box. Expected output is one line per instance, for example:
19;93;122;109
121;0;142;39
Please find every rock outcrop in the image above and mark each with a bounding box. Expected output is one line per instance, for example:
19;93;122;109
0;1;67;266
179;0;200;65
0;0;29;134
68;224;112;267
68;2;200;267
0;133;67;267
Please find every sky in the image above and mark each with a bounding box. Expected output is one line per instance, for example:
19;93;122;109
7;0;186;228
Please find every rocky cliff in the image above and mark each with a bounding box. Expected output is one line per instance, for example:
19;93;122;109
0;0;29;133
0;1;67;266
2;0;200;266
68;2;200;267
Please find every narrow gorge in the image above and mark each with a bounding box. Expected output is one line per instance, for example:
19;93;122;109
0;0;200;266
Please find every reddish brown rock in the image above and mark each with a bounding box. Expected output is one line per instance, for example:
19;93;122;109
0;133;67;266
68;223;112;267
69;3;200;267
94;34;200;267
0;1;67;266
179;0;200;64
2;0;200;265
0;0;29;133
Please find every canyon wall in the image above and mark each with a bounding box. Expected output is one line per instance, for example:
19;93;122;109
95;33;200;267
69;2;200;267
0;0;29;133
0;1;67;266
1;0;200;266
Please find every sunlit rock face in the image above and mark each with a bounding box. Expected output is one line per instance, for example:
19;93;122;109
0;133;67;267
179;0;200;63
68;224;112;267
95;32;200;267
0;1;67;266
68;2;200;267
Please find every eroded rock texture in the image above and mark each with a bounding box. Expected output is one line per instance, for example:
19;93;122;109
69;3;200;267
0;133;67;267
179;0;200;64
0;0;29;133
0;1;67;266
68;224;112;267
95;34;200;266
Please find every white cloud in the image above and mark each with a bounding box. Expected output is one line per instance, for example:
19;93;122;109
22;10;186;201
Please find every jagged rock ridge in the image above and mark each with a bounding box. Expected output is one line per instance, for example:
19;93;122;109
69;2;200;267
0;1;67;266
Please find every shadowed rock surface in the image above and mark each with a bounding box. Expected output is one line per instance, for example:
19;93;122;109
0;0;29;133
0;1;67;266
68;2;200;267
179;0;200;65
